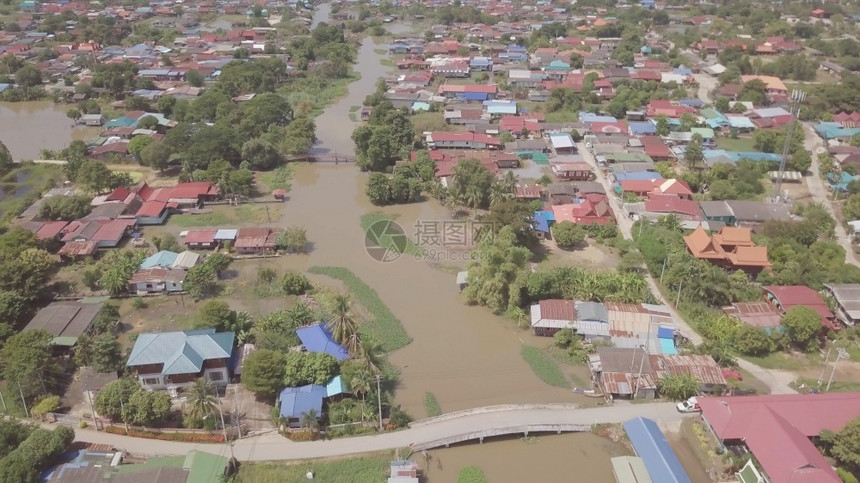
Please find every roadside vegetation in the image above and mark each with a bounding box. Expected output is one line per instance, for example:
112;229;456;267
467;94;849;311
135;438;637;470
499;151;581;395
520;345;568;388
237;454;392;482
424;392;442;417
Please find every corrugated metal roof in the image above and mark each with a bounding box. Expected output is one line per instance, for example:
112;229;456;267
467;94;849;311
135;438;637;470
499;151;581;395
655;354;726;386
611;456;653;483
127;330;234;375
623;417;691;483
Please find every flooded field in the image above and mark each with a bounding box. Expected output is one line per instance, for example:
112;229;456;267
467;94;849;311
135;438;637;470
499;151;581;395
418;432;631;482
0;101;99;160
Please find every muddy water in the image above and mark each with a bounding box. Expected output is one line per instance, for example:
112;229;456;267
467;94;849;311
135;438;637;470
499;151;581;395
416;433;631;482
310;37;391;155
0;101;99;160
279;164;580;416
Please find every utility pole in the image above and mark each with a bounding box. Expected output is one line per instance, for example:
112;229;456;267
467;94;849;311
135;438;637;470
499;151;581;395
16;381;29;419
826;348;850;392
82;381;100;431
675;280;683;307
215;385;234;459
818;345;833;386
0;388;6;412
660;257;667;285
774;89;806;200
375;374;383;431
119;398;129;434
634;345;647;399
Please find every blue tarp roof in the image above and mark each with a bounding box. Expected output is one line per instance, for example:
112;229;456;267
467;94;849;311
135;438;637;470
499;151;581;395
660;338;678;355
623;417;691;483
629;122;657;135
534;210;555;233
296;324;349;361
815;122;860;140
278;384;326;418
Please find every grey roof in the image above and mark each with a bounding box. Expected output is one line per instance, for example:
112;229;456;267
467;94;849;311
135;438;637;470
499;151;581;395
699;200;733;218
824;284;860;321
24;300;104;339
171;251;199;270
724;200;792;223
597;346;653;373
456;271;469;285
575;301;609;323
127;329;234;375
569;181;607;194
613;162;656;174
548;183;578;196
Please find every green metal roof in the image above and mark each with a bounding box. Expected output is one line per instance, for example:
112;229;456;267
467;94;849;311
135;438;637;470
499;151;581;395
112;456;185;475
184;450;228;483
52;336;79;347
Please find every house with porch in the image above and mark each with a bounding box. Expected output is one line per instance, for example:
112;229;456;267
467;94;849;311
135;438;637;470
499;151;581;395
126;329;234;391
763;285;838;330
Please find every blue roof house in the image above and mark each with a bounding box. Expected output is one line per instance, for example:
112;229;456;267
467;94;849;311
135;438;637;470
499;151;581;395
278;384;327;421
623;417;691;483
629;122;657;136
534;210;555;236
296;324;349;361
278;375;351;422
126;329;235;390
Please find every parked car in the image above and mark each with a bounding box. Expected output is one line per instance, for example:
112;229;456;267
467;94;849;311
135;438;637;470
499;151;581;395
676;396;701;413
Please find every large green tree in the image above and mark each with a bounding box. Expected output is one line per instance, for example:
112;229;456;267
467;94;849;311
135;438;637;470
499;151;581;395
821;416;860;472
242;349;287;398
94;378;139;420
283;351;339;387
552;221;586;248
0;330;60;401
781;305;822;352
450;158;494;211
658;373;700;401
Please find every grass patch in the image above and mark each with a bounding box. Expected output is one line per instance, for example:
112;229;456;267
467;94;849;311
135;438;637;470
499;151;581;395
410;111;451;132
521;345;568;388
545;109;579;123
458;466;488;483
380;58;394;67
308;266;412;351
743;352;809;371
373;48;387;55
170;211;234;228
236;204;276;224
715;136;756;152
237;455;391;483
0;163;62;219
424;392;441;417
349;105;360;112
360;213;422;256
349;113;358;122
792;377;860;393
259;164;297;193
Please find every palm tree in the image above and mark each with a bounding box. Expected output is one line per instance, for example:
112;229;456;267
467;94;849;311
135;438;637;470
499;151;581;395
300;409;320;435
326;293;358;345
501;170;518;193
489;183;512;208
350;369;374;422
186;378;218;422
344;332;362;356
464;185;483;216
354;338;384;375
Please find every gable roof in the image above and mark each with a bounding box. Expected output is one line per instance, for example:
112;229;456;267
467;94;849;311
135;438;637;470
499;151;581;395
623;417;691;483
140;250;178;269
278;384;326;418
295;324;349;361
683;225;725;259
24;300;104;344
127;329;234;375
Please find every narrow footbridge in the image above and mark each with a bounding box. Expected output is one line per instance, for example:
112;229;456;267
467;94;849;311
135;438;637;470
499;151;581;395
410;422;591;451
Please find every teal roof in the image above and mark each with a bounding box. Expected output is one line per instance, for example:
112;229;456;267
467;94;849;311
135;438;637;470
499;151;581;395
127;329;234;375
326;375;347;397
105;117;136;128
547;60;570;70
140;250;178;269
690;127;715;139
184;450;228;483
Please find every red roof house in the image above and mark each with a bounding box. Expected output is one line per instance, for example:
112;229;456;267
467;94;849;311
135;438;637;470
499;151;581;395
764;285;837;329
551;198;614;225
644;194;701;218
699;393;860;483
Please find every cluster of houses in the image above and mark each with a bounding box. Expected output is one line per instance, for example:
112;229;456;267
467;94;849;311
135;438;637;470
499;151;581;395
19;181;218;259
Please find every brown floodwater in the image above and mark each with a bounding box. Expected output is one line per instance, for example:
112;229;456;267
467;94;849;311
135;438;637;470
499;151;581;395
278;164;581;416
417;432;632;482
0;101;100;160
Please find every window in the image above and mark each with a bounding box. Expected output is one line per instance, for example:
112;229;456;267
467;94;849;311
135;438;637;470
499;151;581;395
207;371;224;382
142;377;161;386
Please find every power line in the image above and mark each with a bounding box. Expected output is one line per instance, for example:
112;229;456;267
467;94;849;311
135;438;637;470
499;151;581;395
774;89;806;200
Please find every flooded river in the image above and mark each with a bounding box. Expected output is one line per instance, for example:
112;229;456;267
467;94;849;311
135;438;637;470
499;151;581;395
0;101;99;160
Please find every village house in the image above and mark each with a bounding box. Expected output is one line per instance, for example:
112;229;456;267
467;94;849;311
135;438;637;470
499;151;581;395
551;196;615;226
822;284;860;326
233;227;281;254
126;329;234;392
763;285;838;330
698;393;860;483
684;225;771;274
23;299;106;349
426;132;502;150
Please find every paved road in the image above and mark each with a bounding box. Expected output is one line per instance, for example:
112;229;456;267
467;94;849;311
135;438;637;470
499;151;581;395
67;403;686;461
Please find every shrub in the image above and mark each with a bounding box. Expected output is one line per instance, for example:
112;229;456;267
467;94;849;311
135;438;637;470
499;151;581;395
282;272;312;295
424;392;441;417
131;297;148;310
458;466;488;483
552;221;586;248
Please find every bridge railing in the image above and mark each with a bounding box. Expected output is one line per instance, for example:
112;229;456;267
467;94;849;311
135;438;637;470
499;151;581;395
411;423;592;451
408;403;580;428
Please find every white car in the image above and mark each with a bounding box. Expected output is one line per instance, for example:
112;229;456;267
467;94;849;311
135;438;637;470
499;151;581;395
676;396;700;413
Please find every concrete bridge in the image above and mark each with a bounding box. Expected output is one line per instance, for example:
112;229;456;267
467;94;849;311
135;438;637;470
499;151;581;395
63;402;689;461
